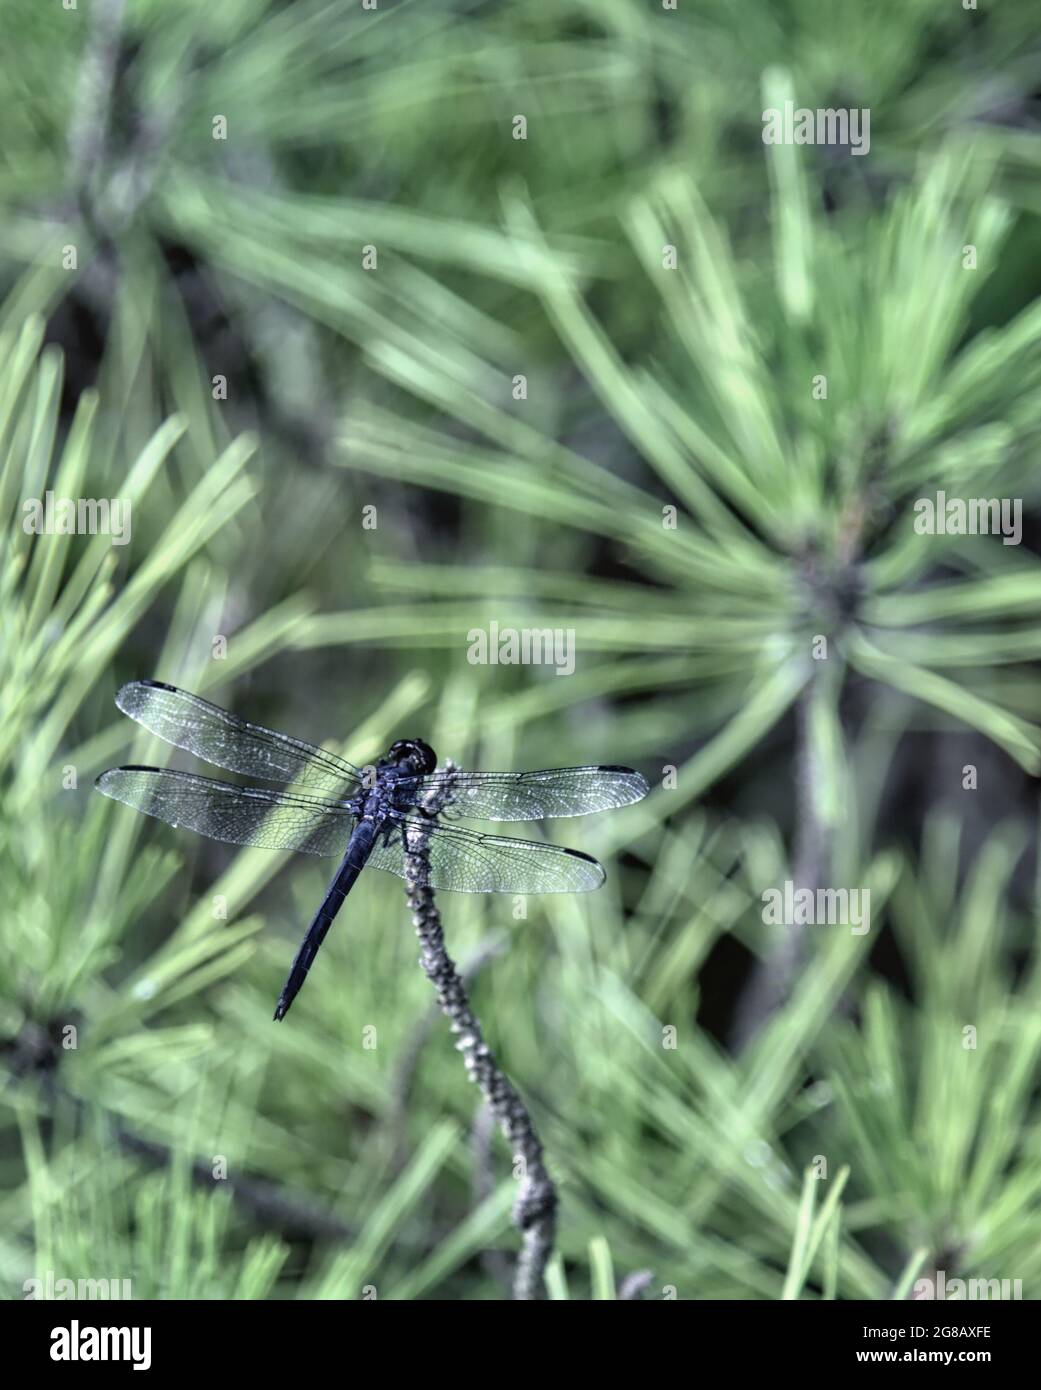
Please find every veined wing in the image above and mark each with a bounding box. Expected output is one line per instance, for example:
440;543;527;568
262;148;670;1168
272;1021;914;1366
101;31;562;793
395;765;649;822
115;680;363;792
96;766;357;856
369;812;606;892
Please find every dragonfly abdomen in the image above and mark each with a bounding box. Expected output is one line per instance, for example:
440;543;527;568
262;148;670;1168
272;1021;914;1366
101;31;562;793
273;819;377;1021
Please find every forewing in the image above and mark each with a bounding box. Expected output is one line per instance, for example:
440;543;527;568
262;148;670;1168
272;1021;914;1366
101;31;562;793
114;680;362;792
395;766;649;821
369;813;605;892
96;767;355;856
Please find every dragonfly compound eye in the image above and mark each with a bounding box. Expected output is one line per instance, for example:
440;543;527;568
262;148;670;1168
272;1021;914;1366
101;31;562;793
389;738;437;773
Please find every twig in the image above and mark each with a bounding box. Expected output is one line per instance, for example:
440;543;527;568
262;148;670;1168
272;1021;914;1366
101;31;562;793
618;1269;655;1300
730;674;829;1051
471;1102;513;1292
402;762;558;1300
67;0;126;193
66;0;183;242
115;1124;358;1243
387;933;507;1175
2;1041;362;1246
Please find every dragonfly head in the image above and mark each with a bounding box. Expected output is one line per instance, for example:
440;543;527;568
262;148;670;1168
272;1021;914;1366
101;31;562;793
385;738;437;774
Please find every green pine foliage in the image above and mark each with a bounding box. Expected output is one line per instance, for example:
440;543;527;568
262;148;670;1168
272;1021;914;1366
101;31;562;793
2;0;1040;1301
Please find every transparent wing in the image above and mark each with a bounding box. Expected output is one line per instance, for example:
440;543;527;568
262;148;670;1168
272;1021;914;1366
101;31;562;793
393;765;649;822
368;812;606;892
96;766;357;856
114;680;363;793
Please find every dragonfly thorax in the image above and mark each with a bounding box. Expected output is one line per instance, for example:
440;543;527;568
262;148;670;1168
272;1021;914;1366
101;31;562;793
383;738;437;774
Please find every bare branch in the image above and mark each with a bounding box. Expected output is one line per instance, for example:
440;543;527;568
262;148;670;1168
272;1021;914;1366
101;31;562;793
402;762;557;1300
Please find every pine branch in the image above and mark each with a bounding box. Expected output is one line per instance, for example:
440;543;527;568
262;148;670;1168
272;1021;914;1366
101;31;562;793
387;932;507;1175
730;670;830;1051
402;762;558;1301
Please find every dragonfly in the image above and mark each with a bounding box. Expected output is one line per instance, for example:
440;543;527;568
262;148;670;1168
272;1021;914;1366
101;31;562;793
96;680;648;1021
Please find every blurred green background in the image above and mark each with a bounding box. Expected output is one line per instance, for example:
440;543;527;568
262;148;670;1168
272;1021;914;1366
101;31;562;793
2;0;1041;1300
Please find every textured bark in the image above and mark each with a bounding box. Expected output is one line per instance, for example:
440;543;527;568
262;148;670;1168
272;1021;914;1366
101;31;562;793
402;764;557;1300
